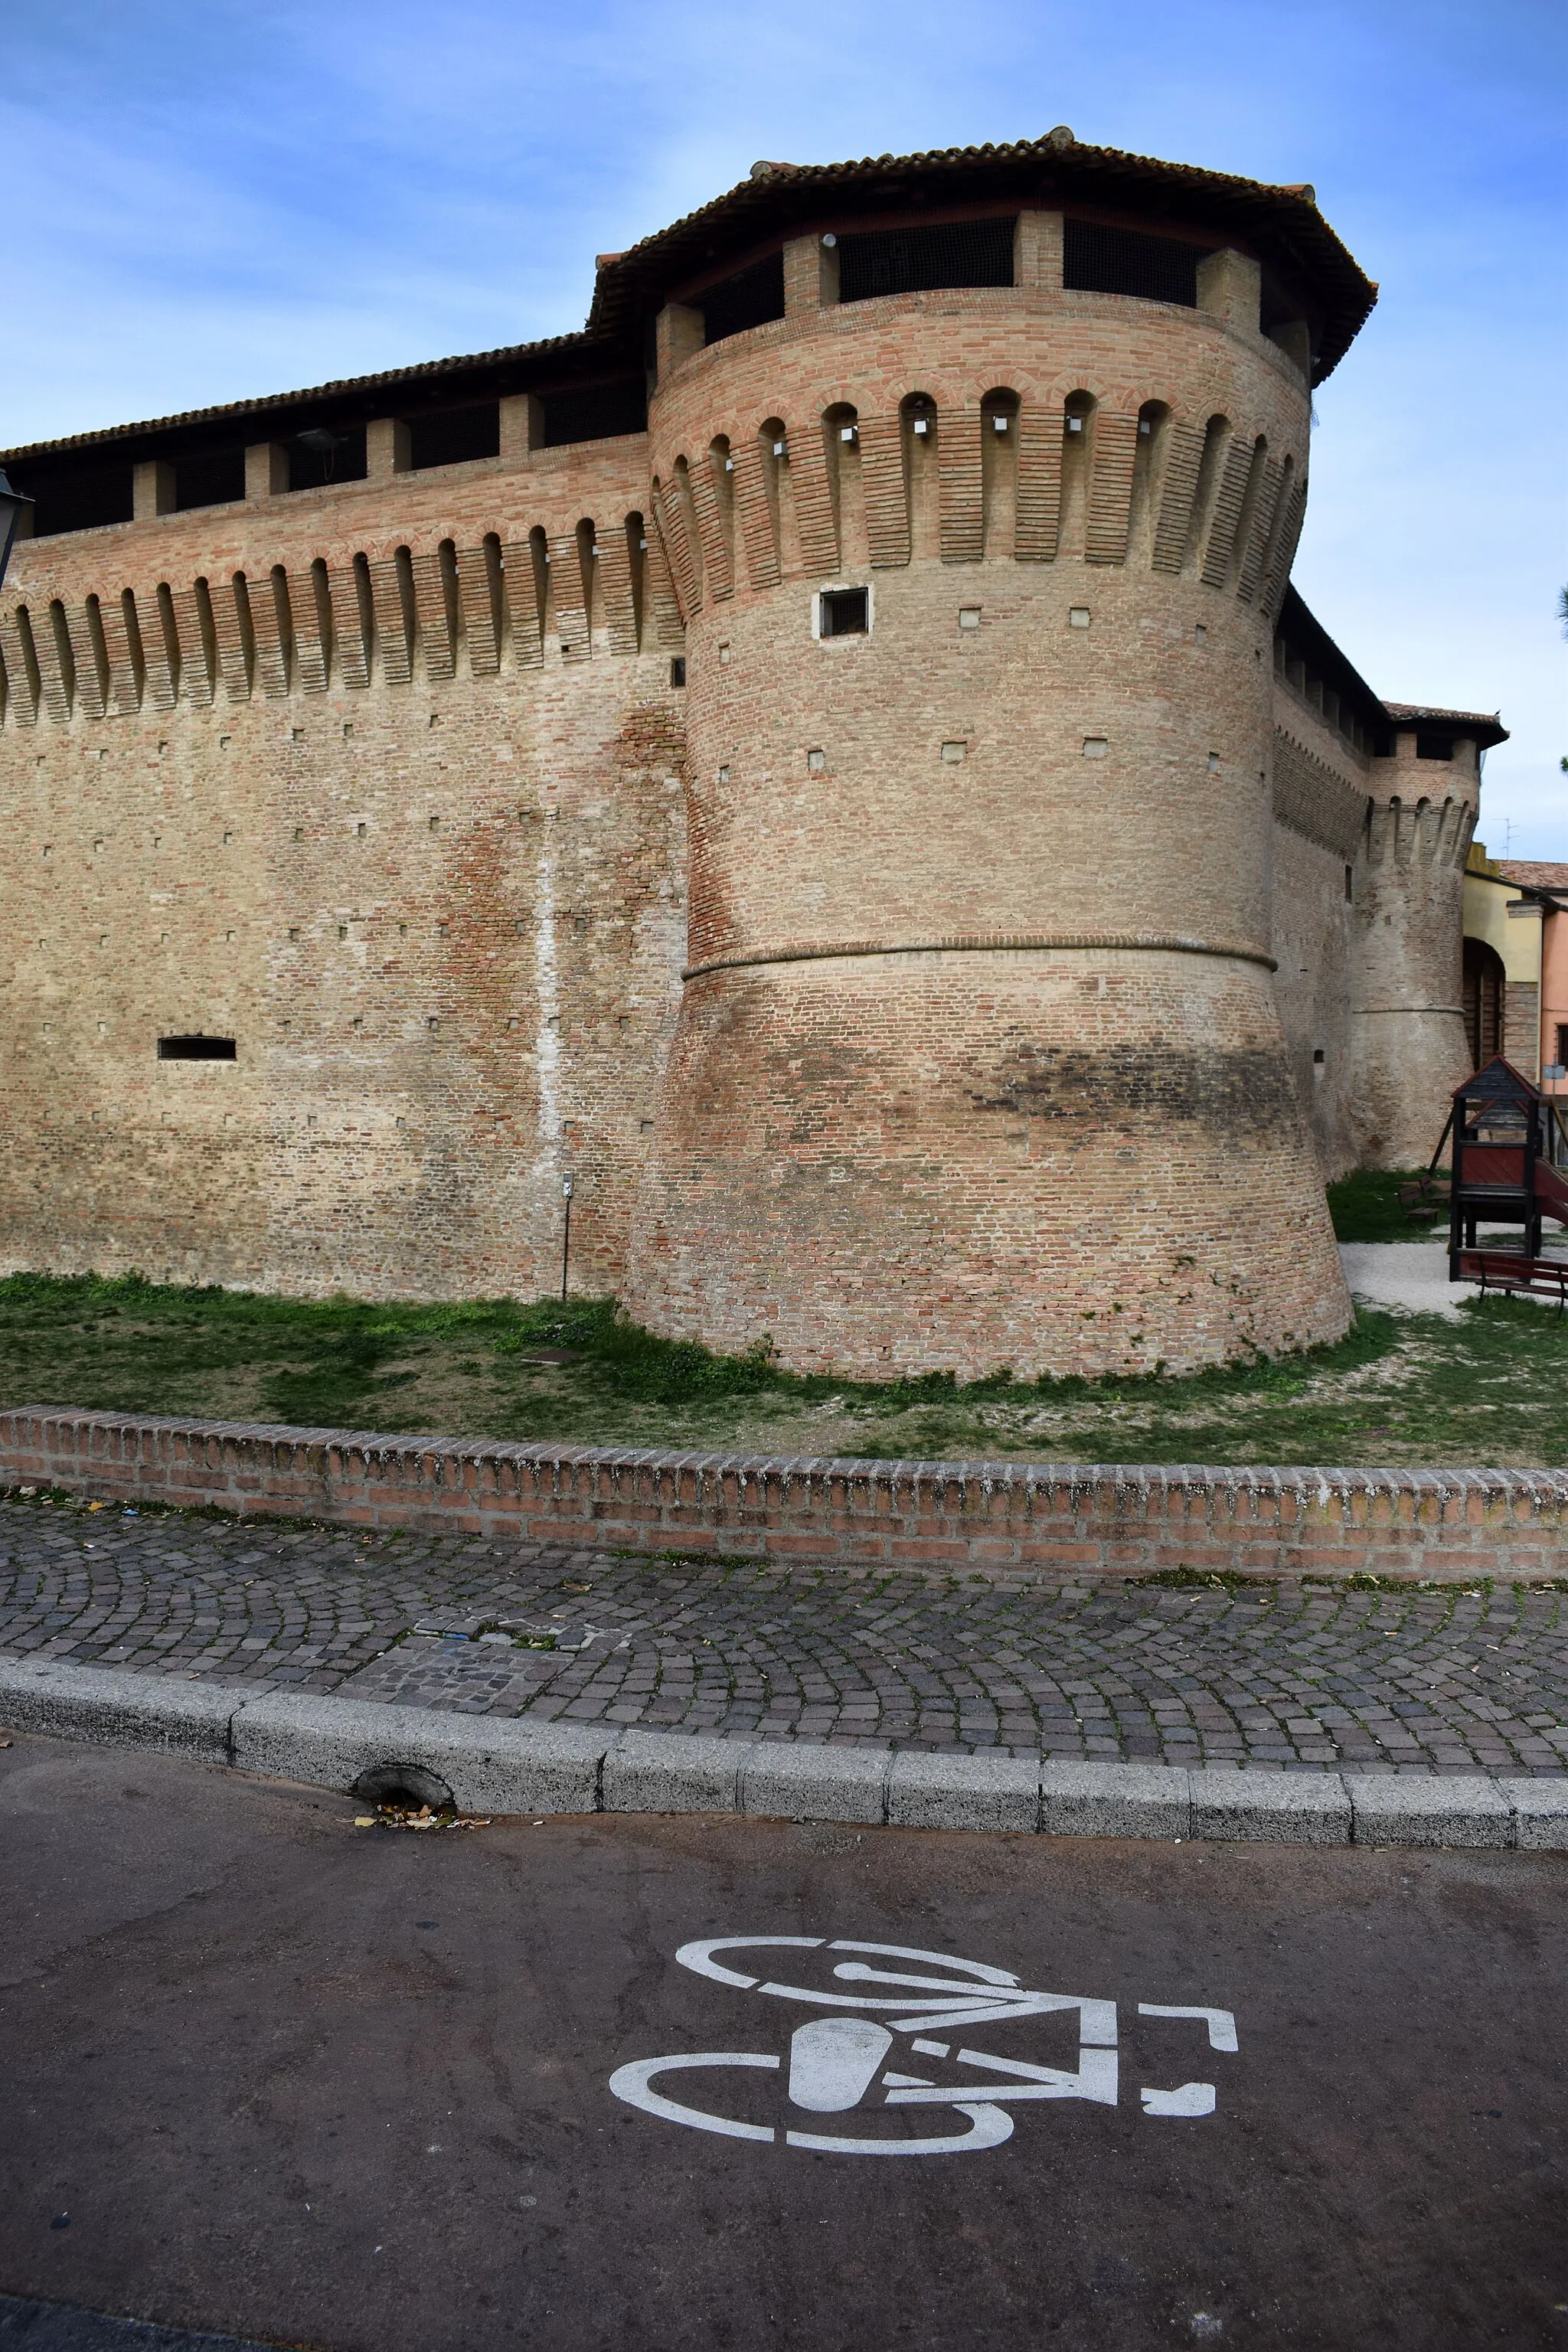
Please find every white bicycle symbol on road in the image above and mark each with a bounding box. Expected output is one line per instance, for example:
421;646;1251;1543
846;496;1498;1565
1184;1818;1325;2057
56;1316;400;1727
609;1936;1238;2156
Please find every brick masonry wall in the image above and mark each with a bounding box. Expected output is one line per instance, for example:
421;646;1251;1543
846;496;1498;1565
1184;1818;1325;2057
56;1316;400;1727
626;257;1350;1373
3;1407;1565;1584
0;211;1470;1359
0;442;691;1298
1351;733;1477;1169
1268;710;1372;1181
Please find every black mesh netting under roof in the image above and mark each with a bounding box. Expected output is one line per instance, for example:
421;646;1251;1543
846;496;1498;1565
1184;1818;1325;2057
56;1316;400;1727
1063;220;1209;307
837;217;1016;303
703;252;786;345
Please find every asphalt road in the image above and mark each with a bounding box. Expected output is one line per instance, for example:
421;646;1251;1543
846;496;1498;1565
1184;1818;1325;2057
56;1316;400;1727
0;1733;1563;2352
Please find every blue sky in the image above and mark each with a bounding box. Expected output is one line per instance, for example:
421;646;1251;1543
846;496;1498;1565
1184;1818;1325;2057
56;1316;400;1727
4;0;1563;850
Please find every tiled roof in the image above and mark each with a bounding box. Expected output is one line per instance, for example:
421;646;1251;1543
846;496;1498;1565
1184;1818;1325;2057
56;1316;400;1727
1496;862;1568;893
2;130;1374;469
0;332;604;466
586;134;1374;376
1383;701;1508;731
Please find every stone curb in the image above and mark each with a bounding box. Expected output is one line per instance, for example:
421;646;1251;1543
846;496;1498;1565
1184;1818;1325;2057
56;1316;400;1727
2;1655;1566;1849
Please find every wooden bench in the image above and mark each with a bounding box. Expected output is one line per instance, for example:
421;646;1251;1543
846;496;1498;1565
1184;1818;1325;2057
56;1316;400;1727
1399;1177;1450;1223
1457;1250;1568;1309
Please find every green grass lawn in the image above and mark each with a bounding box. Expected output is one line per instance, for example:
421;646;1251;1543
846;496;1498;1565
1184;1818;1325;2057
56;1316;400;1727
2;1266;1566;1468
1325;1166;1449;1243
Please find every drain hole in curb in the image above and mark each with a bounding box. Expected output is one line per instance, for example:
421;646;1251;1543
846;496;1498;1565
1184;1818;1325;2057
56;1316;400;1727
352;1762;455;1812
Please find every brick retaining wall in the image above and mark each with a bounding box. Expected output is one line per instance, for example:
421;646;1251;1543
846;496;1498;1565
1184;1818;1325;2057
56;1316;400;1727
2;1408;1566;1583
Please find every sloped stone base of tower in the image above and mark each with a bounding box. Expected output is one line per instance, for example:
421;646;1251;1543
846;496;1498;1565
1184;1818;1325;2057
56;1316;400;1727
626;949;1351;1380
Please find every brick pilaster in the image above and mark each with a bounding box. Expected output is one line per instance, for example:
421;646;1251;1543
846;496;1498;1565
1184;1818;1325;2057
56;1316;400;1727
364;556;413;683
325;564;371;690
786;425;841;577
729;438;781;589
550;533;591;662
687;454;733;602
1151;421;1207;574
244;443;289;499
210;575;255;701
1084;410;1139;565
859;413;910;569
1199;438;1256;587
0;609;41;725
1014;402;1063;562
409;549;456;680
642;517;686;648
166;585;215;707
596;524;640;656
34;604;75;722
62;600;109;719
289;564;332;693
938;405;985;562
100;591;145;714
501;539;544;669
456;543;503;675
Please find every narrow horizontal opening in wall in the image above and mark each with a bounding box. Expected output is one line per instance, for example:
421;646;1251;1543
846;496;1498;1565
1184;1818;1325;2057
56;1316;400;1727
541;380;647;446
286;426;368;492
1416;734;1455;762
837;217;1015;303
157;1036;237;1061
12;465;134;537
1063;220;1208;307
175;448;246;511
407;402;500;470
702;252;786;344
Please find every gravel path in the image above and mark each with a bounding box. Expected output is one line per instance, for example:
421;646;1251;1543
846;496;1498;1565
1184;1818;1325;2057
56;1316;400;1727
2;1495;1566;1777
1339;1236;1568;1316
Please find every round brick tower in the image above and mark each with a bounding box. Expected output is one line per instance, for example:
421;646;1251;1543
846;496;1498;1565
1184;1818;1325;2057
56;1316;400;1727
624;142;1374;1377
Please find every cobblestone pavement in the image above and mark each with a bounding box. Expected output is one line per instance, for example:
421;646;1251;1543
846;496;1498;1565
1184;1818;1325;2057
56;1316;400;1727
2;1494;1566;1775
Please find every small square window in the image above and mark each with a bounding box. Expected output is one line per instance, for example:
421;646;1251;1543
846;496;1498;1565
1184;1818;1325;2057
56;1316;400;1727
1194;625;1207;645
1083;737;1109;759
1312;1048;1325;1063
1069;607;1090;629
941;741;966;764
807;748;826;774
717;766;730;784
1207;752;1220;774
959;607;982;631
719;642;731;665
820;587;868;638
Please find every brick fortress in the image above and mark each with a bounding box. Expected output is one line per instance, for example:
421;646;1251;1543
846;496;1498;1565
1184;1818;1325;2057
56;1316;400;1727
0;132;1508;1377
